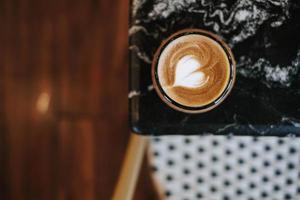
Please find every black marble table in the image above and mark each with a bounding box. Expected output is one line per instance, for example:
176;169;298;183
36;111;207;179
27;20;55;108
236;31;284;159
129;0;300;136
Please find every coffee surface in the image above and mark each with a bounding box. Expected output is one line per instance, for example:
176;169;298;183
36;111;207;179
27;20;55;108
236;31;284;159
157;34;230;107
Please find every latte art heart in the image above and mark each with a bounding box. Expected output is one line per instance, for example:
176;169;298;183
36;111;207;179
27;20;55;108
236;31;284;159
173;55;208;88
156;33;231;108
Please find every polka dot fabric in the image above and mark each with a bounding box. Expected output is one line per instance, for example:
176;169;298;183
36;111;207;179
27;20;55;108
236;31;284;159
148;136;300;200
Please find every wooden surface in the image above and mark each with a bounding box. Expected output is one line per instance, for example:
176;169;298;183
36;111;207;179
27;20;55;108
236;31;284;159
0;0;158;199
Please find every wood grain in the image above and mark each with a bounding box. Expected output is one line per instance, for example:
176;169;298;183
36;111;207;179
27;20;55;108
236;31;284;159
0;0;158;199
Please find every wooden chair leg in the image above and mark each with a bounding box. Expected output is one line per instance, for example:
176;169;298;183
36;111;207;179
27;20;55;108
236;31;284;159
112;134;148;200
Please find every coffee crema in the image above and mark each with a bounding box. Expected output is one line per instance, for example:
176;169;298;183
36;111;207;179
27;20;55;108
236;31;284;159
152;29;235;113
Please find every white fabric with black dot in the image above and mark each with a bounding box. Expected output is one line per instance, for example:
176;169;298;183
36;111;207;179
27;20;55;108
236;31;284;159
148;136;300;200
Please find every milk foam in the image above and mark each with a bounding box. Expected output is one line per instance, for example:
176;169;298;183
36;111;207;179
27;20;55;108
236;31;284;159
173;55;206;88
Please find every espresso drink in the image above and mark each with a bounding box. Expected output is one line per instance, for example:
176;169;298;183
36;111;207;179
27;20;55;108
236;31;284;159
152;29;235;113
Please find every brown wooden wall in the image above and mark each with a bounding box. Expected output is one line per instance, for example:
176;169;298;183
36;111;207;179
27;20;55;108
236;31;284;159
0;0;157;199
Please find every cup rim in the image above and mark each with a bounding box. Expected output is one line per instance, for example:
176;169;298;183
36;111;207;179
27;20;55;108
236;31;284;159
151;28;236;114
